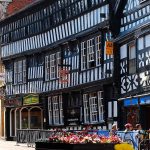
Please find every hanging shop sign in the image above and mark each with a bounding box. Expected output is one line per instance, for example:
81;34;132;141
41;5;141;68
59;68;70;84
105;41;114;55
23;94;39;105
4;96;22;107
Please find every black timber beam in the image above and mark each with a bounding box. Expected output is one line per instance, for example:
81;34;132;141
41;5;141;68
109;0;127;37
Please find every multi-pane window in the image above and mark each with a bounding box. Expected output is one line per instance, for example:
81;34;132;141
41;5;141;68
1;0;104;44
57;52;61;78
83;91;104;124
50;54;56;79
83;94;89;123
97;91;104;121
45;52;61;81
14;59;26;84
81;35;101;70
48;95;64;125
87;38;95;68
81;42;86;70
96;36;101;66
89;93;98;122
128;42;136;74
45;56;50;81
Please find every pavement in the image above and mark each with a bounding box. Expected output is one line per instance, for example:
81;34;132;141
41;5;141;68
0;139;35;150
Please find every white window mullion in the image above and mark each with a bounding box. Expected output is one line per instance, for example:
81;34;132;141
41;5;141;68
89;93;97;123
81;42;86;70
59;95;64;125
96;36;101;66
83;94;89;123
57;52;61;78
50;54;56;79
98;91;104;122
45;56;50;81
53;96;59;125
14;62;18;84
23;59;26;83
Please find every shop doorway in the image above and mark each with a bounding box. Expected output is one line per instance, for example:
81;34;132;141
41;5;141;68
29;107;43;129
126;107;139;128
141;105;150;130
10;106;43;137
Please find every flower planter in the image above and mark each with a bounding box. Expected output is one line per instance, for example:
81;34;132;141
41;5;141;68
35;142;116;150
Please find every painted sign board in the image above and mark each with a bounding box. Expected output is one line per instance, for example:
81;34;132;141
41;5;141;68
4;96;22;107
23;94;39;105
105;41;113;55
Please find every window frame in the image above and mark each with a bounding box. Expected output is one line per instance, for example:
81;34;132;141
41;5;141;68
128;41;136;75
45;51;61;81
13;59;26;84
83;91;104;124
48;95;64;125
81;35;101;70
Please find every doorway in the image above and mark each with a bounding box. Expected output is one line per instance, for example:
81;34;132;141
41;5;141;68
140;105;150;130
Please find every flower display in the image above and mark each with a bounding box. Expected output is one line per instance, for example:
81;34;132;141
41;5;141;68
48;131;122;144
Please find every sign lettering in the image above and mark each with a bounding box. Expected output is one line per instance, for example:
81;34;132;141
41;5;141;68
105;41;113;55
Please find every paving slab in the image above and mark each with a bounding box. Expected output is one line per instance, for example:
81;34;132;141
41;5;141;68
0;139;35;150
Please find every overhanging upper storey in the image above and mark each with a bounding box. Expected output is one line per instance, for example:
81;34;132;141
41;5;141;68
0;0;111;59
120;0;150;35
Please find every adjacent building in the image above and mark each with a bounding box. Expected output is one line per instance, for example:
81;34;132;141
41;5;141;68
0;61;5;139
0;0;119;140
116;0;150;129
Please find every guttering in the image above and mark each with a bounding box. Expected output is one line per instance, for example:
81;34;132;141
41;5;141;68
118;92;150;101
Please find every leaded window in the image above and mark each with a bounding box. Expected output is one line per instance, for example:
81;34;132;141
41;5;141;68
83;91;104;124
81;35;101;70
14;59;26;84
50;54;56;79
45;52;61;81
0;0;105;44
128;42;136;74
81;42;86;70
48;95;64;125
96;35;101;66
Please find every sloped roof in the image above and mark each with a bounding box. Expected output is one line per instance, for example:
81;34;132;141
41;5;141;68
6;0;38;16
0;0;43;23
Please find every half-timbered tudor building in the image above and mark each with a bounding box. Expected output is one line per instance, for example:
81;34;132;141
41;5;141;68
116;0;150;129
0;0;119;139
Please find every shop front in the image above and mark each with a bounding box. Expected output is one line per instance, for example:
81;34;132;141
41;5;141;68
139;95;150;129
5;94;43;139
122;95;150;130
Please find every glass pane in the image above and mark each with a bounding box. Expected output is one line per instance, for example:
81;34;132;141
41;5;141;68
129;44;136;59
11;110;15;136
30;108;42;129
22;109;28;129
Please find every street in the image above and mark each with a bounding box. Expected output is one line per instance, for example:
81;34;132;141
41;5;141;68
0;139;34;150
